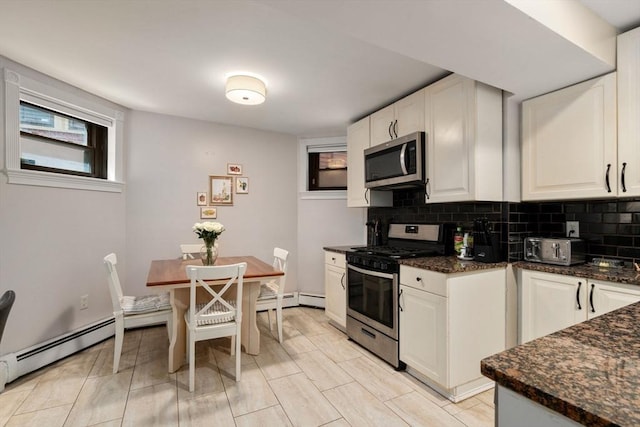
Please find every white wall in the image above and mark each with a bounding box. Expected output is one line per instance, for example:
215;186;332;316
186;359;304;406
297;198;365;294
0;57;126;354
124;111;299;295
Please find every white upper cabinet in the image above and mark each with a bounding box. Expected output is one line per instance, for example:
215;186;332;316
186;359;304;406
424;74;503;203
347;116;392;207
521;72;617;201
617;27;640;197
370;89;425;146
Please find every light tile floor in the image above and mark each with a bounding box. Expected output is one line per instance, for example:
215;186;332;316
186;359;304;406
0;307;496;426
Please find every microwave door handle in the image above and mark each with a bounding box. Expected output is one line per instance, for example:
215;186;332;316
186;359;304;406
399;143;408;175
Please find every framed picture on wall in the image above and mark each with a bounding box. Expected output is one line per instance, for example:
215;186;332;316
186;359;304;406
209;175;233;205
200;206;217;219
236;177;249;194
227;163;243;175
196;192;207;206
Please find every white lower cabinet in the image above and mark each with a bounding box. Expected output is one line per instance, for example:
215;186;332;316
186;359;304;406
399;265;506;402
324;251;346;330
519;270;640;343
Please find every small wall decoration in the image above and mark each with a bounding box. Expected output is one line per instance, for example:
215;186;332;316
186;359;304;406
236;177;249;194
200;206;217;219
209;175;233;205
227;163;243;175
196;192;207;206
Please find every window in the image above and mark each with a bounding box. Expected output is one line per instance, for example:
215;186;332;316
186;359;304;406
4;68;123;192
308;151;347;190
19;102;107;178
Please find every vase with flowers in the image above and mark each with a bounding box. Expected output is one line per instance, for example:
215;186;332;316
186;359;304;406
192;221;225;265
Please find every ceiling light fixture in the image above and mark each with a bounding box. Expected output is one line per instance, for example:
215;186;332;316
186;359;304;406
225;74;266;105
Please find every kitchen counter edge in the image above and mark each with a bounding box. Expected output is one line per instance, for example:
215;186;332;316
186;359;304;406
513;260;640;287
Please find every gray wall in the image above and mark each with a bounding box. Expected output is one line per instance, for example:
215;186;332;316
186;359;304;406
0;57;126;353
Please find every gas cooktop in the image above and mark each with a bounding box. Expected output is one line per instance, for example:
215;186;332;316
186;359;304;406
350;245;441;259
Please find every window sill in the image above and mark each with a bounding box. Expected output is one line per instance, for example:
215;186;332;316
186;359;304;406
299;190;346;200
4;169;124;193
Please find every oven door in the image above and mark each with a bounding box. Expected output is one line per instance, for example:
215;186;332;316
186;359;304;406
346;264;398;339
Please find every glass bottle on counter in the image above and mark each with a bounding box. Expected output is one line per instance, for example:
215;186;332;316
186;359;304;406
454;226;464;255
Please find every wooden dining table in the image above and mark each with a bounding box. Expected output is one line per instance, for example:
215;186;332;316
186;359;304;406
146;255;284;373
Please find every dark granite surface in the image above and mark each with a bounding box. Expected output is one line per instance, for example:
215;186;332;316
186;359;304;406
400;256;507;274
514;261;640;287
482;302;640;427
323;245;361;254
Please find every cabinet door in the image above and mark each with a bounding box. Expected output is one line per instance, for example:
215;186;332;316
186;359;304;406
399;285;447;386
370;105;395;146
522;73;617;201
520;271;586;343
588;280;640;319
346;117;392;208
325;263;347;328
395;89;425;138
425;75;472;202
618;28;640;197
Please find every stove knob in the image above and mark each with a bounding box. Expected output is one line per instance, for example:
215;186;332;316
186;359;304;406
379;262;387;270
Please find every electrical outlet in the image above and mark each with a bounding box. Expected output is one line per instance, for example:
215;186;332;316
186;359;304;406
80;294;89;310
566;221;579;238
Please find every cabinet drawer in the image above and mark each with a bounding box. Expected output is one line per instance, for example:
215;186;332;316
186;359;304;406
400;265;447;297
325;251;346;267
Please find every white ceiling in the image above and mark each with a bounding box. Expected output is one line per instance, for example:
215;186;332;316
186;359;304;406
0;0;638;138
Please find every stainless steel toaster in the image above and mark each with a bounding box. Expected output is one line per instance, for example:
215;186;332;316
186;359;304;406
524;237;586;266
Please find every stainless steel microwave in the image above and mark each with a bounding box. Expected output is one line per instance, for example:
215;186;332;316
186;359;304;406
364;131;425;190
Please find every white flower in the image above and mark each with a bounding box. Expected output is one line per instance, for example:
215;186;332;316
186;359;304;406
193;221;225;241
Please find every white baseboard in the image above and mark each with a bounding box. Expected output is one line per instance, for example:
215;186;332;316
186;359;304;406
298;292;325;308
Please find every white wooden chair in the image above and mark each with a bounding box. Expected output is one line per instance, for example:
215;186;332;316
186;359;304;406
256;248;289;343
185;262;247;392
103;253;172;374
180;244;203;260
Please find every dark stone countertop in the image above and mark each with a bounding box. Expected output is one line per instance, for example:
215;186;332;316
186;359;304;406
323;245;361;255
400;256;507;274
513;261;640;287
481;302;640;426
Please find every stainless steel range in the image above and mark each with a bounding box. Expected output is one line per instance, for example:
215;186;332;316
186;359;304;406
346;223;451;369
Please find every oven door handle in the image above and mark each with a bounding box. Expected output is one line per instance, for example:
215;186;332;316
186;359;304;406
348;264;395;280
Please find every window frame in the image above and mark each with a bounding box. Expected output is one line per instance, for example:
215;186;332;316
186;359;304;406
4;68;124;193
19;101;108;179
298;137;347;200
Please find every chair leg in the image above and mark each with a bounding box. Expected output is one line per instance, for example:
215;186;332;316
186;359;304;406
266;309;273;331
235;328;241;381
113;316;124;374
189;331;196;392
230;336;235;355
276;302;283;344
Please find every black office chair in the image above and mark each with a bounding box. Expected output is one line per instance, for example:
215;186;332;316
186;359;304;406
0;290;16;345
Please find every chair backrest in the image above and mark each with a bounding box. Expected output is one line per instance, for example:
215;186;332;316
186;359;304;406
181;244;203;260
0;290;16;344
186;263;247;326
272;247;289;295
103;253;124;313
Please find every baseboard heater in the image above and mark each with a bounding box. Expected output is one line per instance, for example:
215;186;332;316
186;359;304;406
0;317;115;392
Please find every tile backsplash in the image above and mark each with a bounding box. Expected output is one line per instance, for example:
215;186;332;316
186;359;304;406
367;188;640;264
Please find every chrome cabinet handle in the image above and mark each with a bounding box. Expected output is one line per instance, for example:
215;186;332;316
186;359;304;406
393;120;398;139
399;288;404;312
425;178;430;200
364;188;369;204
590;283;596;313
340;273;345;290
576;282;582;310
605;164;611;193
388;121;393;139
621;162;627;193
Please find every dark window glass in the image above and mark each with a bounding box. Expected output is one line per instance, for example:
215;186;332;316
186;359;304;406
308;151;347;191
19;101;107;178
